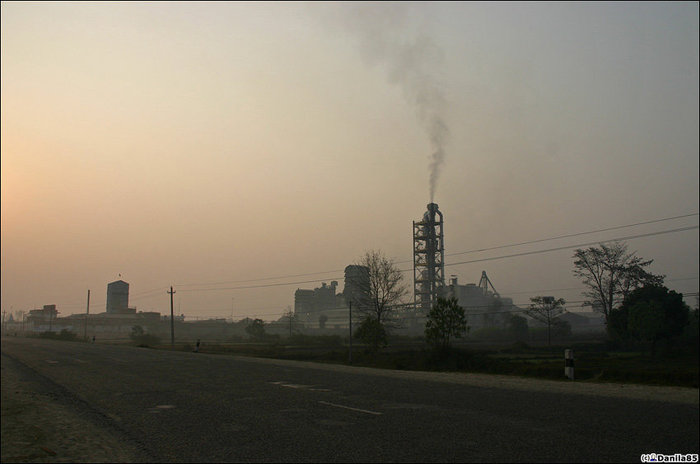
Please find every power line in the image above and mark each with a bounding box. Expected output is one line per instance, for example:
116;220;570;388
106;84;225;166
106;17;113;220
176;224;697;293
177;278;346;293
38;216;700;315
444;212;699;258
445;225;698;268
176;269;346;288
174;213;698;288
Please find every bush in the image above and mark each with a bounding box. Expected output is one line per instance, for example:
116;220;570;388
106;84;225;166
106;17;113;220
130;325;161;347
354;317;387;353
245;319;266;340
39;329;78;341
134;333;161;347
58;329;78;341
470;327;509;341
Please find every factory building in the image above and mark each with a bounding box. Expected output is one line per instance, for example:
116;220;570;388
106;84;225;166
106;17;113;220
442;273;518;329
294;281;344;317
106;280;135;314
293;265;372;328
342;265;370;309
26;305;59;325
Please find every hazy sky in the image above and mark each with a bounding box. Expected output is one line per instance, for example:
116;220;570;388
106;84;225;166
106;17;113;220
2;2;698;321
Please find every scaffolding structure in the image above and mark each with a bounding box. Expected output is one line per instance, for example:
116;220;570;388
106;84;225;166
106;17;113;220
413;203;445;312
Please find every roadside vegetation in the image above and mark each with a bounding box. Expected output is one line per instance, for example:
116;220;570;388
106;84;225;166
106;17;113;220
161;242;697;388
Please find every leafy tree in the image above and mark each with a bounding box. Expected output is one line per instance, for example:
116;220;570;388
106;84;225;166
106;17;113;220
130;325;145;339
318;313;328;329
508;314;529;342
615;284;690;354
354;316;387;353
573;241;664;330
681;306;699;348
526;296;566;346
425;297;468;351
245;318;266;340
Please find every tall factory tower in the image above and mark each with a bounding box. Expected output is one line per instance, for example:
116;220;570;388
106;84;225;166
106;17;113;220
413;203;445;311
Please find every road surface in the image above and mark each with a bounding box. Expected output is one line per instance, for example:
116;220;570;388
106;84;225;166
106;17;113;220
2;338;698;462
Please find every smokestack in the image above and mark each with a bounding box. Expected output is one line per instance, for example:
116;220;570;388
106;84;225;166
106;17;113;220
413;202;445;311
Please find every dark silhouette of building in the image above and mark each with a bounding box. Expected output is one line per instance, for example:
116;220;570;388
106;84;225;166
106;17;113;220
27;304;58;322
342;265;370;309
443;273;517;329
106;280;134;314
294;281;342;316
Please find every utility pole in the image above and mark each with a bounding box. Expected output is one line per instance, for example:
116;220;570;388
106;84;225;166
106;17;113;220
168;286;176;346
348;301;352;364
84;290;90;340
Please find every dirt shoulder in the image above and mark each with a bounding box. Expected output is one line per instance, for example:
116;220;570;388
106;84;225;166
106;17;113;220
237;355;700;405
1;353;143;463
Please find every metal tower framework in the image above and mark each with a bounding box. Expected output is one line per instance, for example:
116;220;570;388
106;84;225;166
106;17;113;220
413;203;445;312
478;271;500;298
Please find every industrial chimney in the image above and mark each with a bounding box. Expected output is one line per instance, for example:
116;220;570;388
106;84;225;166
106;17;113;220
413;203;445;312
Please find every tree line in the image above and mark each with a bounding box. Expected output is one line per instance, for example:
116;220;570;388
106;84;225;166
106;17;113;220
342;243;695;355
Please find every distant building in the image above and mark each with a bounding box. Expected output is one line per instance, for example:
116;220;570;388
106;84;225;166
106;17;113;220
106;280;135;314
342;265;370;309
24;305;60;332
442;275;518;329
27;304;59;322
294;289;316;314
294;281;343;317
291;265;374;328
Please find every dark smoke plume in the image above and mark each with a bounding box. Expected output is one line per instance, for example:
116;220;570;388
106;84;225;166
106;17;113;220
339;4;449;201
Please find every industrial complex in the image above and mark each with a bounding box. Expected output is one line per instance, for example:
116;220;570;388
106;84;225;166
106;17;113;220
3;202;604;339
292;203;526;331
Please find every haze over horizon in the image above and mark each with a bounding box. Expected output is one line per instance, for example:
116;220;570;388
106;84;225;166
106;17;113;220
2;2;698;322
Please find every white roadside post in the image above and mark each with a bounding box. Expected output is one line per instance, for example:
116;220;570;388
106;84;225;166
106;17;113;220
565;349;575;380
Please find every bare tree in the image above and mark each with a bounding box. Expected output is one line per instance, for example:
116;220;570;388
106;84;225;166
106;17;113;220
527;296;566;346
348;250;408;327
573;241;664;328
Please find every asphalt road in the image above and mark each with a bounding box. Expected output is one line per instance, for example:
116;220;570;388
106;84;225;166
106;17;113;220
2;338;698;463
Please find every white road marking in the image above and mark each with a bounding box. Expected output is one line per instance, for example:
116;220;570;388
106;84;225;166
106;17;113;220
45;360;58;364
73;358;87;363
147;405;176;414
319;401;383;416
269;381;315;389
